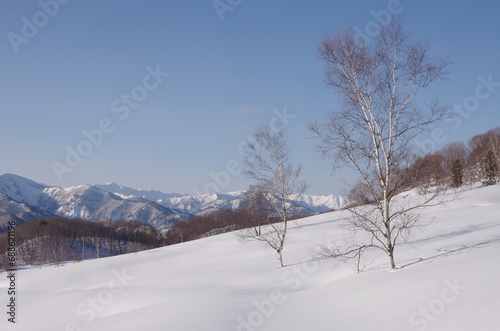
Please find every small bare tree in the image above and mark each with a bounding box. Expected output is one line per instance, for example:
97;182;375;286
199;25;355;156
241;125;308;267
309;15;451;270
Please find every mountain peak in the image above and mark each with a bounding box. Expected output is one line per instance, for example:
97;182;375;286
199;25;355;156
0;173;49;205
1;173;48;186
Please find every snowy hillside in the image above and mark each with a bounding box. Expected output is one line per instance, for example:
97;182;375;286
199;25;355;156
0;173;49;207
0;193;52;229
1;185;499;330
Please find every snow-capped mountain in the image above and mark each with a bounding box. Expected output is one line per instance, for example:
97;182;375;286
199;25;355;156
96;183;346;217
290;193;347;214
93;183;248;216
0;173;49;207
0;174;346;231
41;184;186;228
0;192;53;229
94;182;185;201
0;174;188;231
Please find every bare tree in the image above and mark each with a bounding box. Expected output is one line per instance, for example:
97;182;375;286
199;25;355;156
439;142;468;168
241;125;308;267
240;185;273;236
407;153;447;193
469;127;500;163
309;15;451;270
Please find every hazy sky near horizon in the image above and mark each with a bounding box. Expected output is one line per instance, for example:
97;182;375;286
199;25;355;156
1;0;499;195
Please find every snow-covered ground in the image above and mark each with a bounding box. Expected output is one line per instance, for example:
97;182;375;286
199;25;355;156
1;185;499;331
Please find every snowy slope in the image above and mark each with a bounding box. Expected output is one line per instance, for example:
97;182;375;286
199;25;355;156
0;193;52;231
0;173;48;206
1;185;499;330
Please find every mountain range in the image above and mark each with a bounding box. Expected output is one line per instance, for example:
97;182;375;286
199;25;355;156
0;173;346;231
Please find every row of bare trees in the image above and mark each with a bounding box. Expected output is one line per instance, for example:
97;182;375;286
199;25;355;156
402;128;499;192
348;127;499;205
0;217;162;268
164;209;263;245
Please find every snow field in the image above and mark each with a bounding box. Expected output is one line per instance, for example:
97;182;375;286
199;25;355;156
1;185;499;330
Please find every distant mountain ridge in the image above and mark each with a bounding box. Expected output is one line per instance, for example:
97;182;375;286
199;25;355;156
0;174;346;231
95;183;346;217
0;174;188;231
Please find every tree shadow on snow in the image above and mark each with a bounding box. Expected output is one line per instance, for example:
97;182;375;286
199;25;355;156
400;234;500;270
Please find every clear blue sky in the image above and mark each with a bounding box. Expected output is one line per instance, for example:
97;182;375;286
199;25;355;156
1;0;499;195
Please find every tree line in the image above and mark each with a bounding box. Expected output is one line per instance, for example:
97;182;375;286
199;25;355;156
348;127;499;206
410;127;499;190
0;194;307;268
0;207;283;268
0;217;162;268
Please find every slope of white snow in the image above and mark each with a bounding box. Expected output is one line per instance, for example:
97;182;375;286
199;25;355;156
1;185;499;331
0;173;49;206
0;193;52;230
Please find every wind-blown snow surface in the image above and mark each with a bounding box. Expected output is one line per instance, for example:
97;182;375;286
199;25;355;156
1;185;500;331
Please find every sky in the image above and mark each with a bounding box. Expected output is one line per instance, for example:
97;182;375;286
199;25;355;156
0;0;499;196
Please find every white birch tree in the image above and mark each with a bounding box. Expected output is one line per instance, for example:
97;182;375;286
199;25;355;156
309;16;451;270
241;125;308;268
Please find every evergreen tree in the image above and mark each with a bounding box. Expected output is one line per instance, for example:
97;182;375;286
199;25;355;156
483;151;498;186
451;159;463;188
